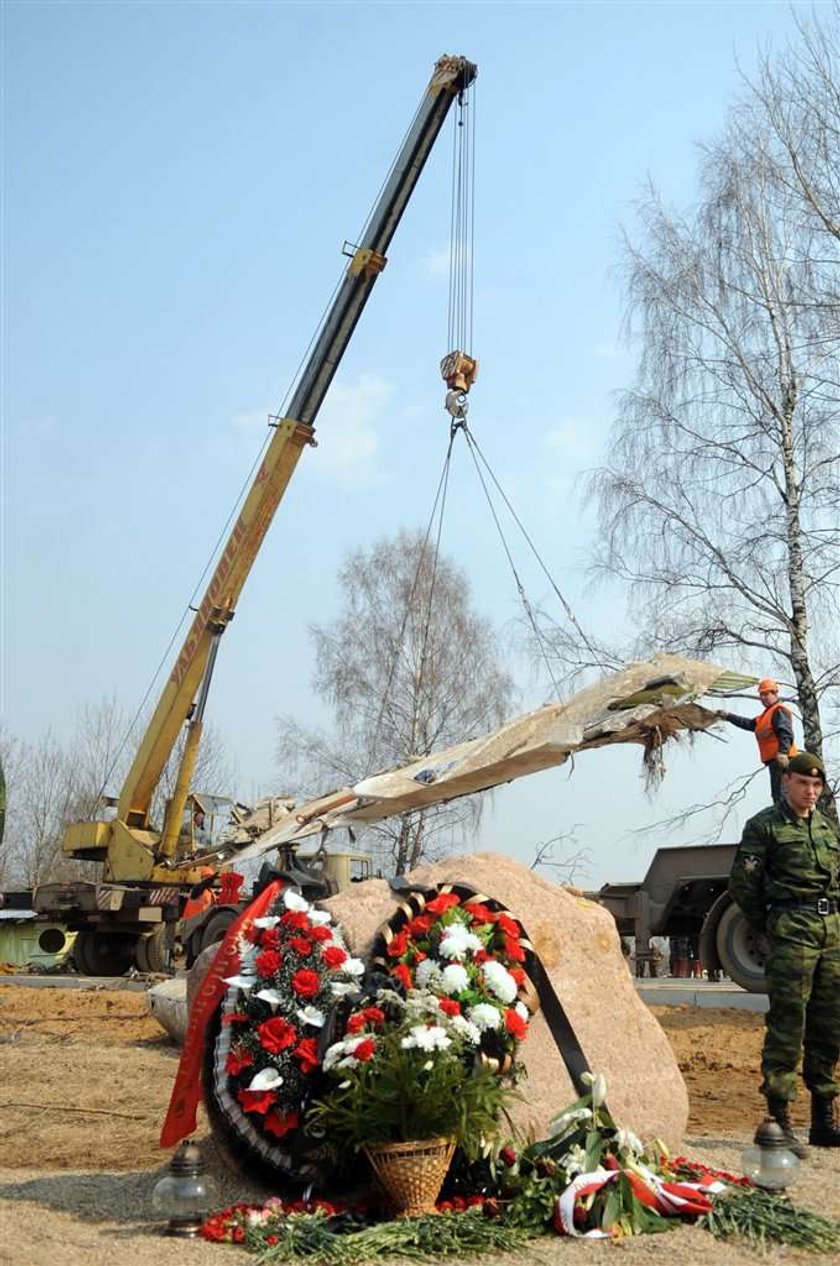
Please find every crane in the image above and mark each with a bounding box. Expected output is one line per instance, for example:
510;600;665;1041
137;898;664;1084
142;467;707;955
34;54;477;976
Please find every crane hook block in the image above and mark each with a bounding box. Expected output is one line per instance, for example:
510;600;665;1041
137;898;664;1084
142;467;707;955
440;349;479;393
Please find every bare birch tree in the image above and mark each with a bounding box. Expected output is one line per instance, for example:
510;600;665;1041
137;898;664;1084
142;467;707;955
275;529;516;874
586;110;839;812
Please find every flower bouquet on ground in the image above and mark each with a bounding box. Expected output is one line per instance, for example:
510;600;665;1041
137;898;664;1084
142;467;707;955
497;1071;726;1239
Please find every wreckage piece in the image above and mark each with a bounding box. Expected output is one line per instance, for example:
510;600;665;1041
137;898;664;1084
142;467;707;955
212;654;744;869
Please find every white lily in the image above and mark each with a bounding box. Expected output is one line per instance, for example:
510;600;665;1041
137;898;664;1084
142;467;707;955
283;889;311;913
252;916;281;929
255;988;284;1009
343;957;365;977
296;1004;326;1028
308;909;333;927
223;974;256;991
248;1067;283;1091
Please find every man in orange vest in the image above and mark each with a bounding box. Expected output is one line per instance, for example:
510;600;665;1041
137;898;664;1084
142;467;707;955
717;678;798;802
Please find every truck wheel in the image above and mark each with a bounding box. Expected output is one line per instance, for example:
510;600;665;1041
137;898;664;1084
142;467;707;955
73;930;136;977
135;926;169;974
195;907;238;957
712;899;768;993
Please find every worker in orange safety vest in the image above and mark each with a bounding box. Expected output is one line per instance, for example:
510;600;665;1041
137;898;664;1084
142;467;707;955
717;677;798;802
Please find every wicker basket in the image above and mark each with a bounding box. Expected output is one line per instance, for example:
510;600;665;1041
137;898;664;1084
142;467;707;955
364;1136;456;1218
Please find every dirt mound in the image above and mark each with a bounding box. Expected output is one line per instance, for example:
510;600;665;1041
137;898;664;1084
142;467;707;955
0;983;834;1266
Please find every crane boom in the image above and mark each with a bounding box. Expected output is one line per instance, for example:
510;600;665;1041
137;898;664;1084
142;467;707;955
63;54;477;886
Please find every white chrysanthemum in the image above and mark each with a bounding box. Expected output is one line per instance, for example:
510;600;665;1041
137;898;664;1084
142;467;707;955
252;916;281;929
343;957;365;977
469;1003;502;1031
415;959;443;989
255;988;284;1009
296;1005;326;1028
401;1024;452;1051
439;926;482;960
309;908;333;927
283;889;311;913
248;1067;283;1091
448;1014;482;1045
481;959;517;1003
441;963;470;994
405;991;441;1020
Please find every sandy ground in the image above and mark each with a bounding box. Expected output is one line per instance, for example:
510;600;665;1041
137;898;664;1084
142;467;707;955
0;983;838;1265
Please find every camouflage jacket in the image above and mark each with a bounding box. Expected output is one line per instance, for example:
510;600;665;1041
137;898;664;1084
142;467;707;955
728;801;840;934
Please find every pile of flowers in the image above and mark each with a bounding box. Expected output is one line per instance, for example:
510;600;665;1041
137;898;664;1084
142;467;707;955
218;887;364;1149
374;888;534;1071
496;1071;728;1239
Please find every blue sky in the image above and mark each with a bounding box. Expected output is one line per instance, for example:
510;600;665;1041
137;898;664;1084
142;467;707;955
3;1;815;884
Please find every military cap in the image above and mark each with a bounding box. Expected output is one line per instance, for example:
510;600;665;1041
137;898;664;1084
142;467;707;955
784;752;826;781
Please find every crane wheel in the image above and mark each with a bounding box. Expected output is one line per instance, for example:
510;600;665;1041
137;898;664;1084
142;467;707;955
700;892;767;993
135;926;169;974
73;930;136;978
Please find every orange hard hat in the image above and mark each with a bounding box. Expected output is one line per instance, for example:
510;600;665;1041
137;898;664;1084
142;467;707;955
758;678;779;694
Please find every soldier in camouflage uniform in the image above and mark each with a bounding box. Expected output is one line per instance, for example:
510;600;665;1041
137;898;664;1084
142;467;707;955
728;752;840;1156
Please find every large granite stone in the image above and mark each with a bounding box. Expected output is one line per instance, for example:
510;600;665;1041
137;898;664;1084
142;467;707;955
324;851;688;1150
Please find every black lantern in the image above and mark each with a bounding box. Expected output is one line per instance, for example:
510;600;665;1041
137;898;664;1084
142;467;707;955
151;1141;217;1236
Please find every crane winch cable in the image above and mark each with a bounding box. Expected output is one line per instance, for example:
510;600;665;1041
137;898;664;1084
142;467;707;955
460;422;606;681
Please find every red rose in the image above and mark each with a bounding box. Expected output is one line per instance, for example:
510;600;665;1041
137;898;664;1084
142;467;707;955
310;925;332;942
237;1088;276;1115
407;914;432;936
390;963;412;989
281;910;311;931
232;1227;246;1244
474;949;490;964
386;929;409;958
259;926;281;950
346;1013;366;1034
499;1146;517;1167
293;1037;319;1073
243;925;261;944
438;998;461;1016
509;966;526;985
255;949;283;977
264;1109;300;1138
353;1037;376;1062
291;969;321;998
504;936;526;963
504;1009;528;1040
322;944;348;968
424;892;461;916
225;1046;254;1076
363;1006;385;1026
258;1016;298;1053
496;913;520;938
289;937;313;957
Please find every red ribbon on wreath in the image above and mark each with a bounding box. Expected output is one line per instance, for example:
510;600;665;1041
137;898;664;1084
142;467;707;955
160;879;284;1148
